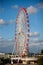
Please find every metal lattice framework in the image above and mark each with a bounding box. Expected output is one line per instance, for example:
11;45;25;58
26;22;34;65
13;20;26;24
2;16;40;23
15;7;30;56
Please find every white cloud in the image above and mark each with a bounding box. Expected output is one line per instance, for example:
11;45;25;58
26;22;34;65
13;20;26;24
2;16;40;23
0;41;14;47
36;2;43;9
0;36;4;42
33;32;39;36
41;42;43;44
29;32;32;36
12;5;19;9
29;32;39;37
0;19;15;25
0;19;5;24
27;2;43;14
8;38;14;41
9;20;15;23
29;43;40;46
29;42;43;54
0;36;2;39
30;38;39;42
0;38;14;47
27;6;37;14
29;42;43;46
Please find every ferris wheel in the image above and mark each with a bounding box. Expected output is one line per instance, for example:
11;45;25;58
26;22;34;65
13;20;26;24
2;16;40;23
15;7;30;56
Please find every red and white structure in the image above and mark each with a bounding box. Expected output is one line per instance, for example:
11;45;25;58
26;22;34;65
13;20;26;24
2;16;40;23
15;7;30;56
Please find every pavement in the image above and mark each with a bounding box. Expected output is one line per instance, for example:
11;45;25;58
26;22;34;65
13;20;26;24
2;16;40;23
5;63;38;65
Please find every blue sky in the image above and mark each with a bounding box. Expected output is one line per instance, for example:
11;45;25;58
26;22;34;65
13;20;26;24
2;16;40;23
0;0;43;53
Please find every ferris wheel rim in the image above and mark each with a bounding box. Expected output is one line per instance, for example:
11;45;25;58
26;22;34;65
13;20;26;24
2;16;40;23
15;7;30;56
19;7;28;14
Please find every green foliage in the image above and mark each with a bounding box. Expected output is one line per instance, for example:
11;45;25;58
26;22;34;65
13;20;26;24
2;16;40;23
1;58;11;64
38;56;43;65
41;50;43;54
9;53;12;55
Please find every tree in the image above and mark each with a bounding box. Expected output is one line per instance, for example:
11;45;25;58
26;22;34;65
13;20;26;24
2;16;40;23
41;50;43;54
38;56;43;65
